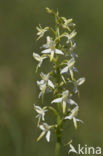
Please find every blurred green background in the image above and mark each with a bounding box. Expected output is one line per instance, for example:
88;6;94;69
0;0;103;156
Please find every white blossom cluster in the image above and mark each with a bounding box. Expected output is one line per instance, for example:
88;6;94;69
33;8;85;153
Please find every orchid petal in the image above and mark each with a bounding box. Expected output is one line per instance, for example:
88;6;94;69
51;98;62;104
48;80;54;89
77;77;85;86
41;49;51;54
67;99;77;106
46;131;51;142
55;49;64;55
61;66;68;74
33;53;41;61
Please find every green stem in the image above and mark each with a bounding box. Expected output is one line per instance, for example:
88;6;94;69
54;14;62;156
55;139;61;156
55;121;62;156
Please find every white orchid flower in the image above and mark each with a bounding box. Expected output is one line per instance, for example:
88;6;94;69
40;72;54;89
60;58;75;80
37;123;52;142
36;25;48;40
37;73;54;98
70;42;76;52
33;52;47;69
65;106;83;129
37;80;47;98
62;17;73;27
34;105;48;126
41;36;64;61
73;77;86;93
51;90;77;113
51;90;69;113
64;31;77;43
61;17;73;31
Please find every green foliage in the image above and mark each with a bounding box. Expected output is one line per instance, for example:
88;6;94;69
33;8;85;155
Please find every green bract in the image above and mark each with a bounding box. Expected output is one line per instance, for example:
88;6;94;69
33;8;85;156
